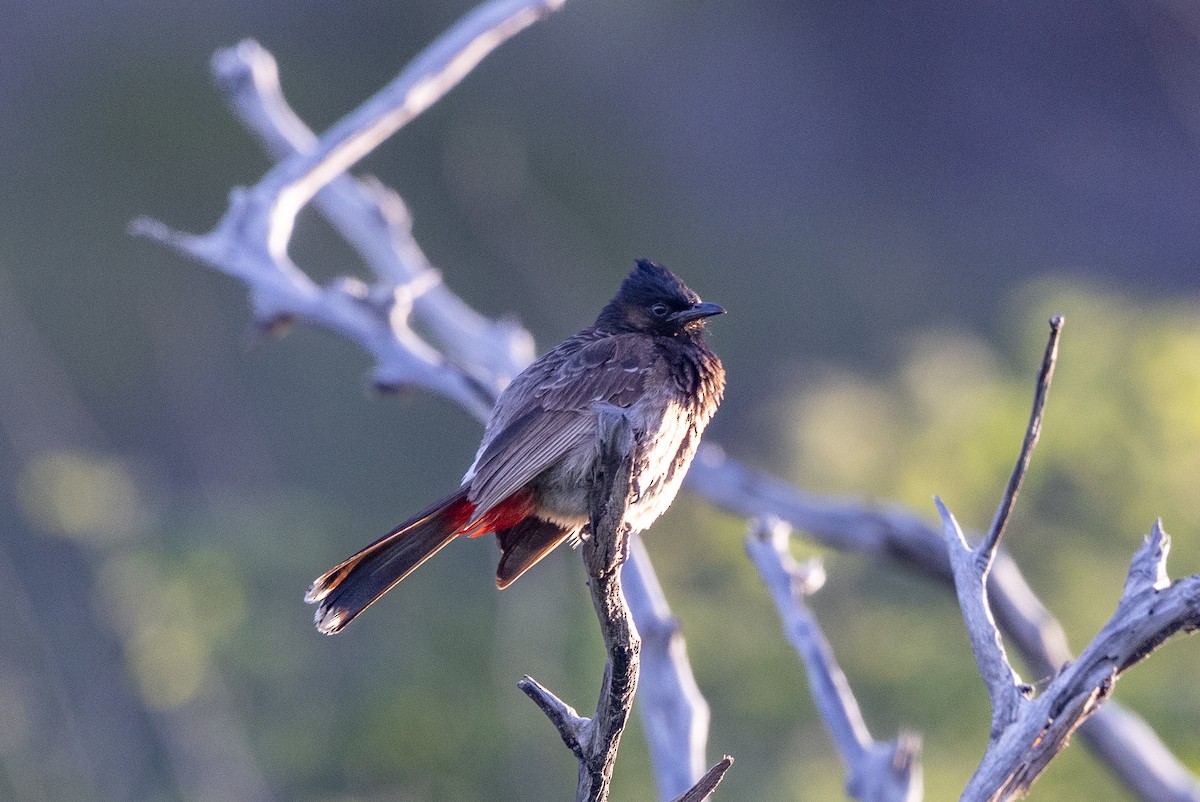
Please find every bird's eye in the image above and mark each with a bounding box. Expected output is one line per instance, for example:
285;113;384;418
650;303;670;317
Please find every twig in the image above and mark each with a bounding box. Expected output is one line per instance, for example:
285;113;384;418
746;517;923;802
578;411;641;800
517;675;588;761
981;314;1063;563
669;756;734;802
938;499;1030;739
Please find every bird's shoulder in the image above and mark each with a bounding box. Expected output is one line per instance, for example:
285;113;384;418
495;329;662;415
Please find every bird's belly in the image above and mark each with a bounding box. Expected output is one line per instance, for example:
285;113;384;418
625;399;697;531
533;400;697;533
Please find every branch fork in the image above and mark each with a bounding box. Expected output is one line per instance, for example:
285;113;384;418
132;0;567;418
944;513;1200;801
938;316;1200;800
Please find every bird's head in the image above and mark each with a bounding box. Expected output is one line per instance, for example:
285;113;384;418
596;259;725;336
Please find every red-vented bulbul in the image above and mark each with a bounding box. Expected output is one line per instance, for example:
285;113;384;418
305;259;725;634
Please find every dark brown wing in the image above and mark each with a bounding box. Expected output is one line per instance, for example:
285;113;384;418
466;332;653;516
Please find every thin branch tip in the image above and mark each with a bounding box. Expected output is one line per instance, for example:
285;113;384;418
529;0;569;12
797;556;827;596
517;674;589;758
745;517;826;596
222;38;268;65
1151;517;1167;540
982;312;1063;559
128;216;170;240
932;496;963;541
669;756;734;802
1149;520;1171;561
1125;520;1173;595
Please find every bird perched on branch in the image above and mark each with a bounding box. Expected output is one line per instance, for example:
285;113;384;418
306;259;725;634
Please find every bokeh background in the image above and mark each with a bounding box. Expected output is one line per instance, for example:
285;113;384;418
4;1;1200;800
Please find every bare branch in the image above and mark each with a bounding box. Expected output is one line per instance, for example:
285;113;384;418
669;756;734;802
517;675;588;761
935;316;1055;763
209;39;534;392
1080;702;1200;802
133;0;563;417
576;411;641;801
248;0;567;256
746;518;863;760
936;498;1029;738
854;732;924;802
962;520;1200;800
522;412;641;801
981;314;1062;562
747;517;923;802
939;324;1200;800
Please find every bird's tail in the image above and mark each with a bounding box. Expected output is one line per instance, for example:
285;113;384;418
305;487;476;634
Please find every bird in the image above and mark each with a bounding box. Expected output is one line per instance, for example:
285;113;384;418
305;259;725;634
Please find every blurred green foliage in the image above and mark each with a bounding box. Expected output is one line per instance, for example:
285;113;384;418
5;2;1200;800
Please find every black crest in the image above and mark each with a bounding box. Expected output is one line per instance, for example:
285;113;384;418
617;259;702;307
596;259;720;335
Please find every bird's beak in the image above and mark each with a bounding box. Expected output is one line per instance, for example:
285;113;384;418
672;301;726;324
